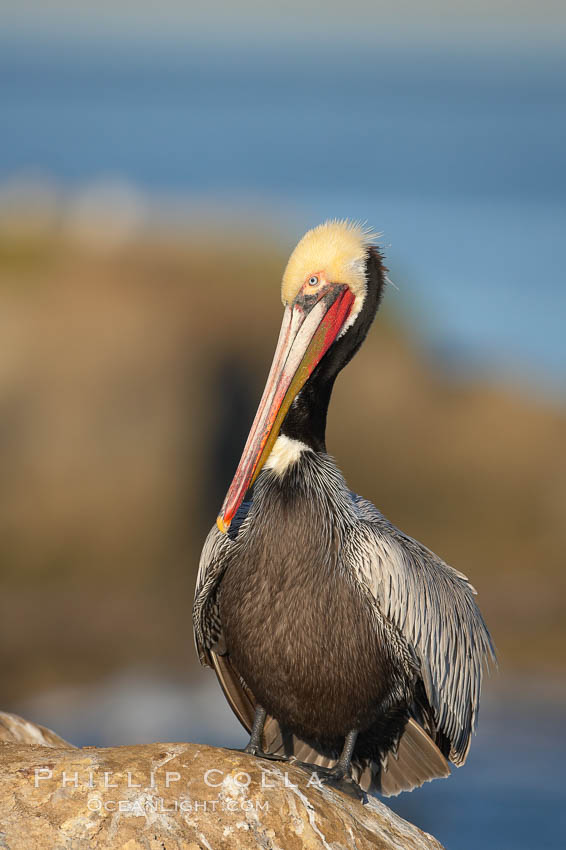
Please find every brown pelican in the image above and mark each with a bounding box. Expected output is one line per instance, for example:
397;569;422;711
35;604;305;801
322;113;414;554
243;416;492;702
193;220;494;795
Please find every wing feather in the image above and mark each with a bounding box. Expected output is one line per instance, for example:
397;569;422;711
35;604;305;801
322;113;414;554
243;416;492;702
192;524;232;665
348;494;495;766
193;499;254;664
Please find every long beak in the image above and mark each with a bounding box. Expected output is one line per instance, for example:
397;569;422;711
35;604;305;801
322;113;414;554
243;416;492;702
217;284;355;533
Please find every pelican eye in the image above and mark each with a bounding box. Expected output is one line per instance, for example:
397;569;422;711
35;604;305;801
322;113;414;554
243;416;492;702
308;275;319;286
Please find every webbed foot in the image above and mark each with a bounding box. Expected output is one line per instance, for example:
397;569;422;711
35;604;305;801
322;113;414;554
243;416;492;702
242;745;289;762
293;761;368;803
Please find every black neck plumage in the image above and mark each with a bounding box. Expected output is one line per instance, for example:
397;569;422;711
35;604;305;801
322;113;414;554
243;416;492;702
280;247;386;452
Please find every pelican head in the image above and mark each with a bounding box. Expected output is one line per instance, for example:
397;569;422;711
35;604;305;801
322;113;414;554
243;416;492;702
217;219;385;533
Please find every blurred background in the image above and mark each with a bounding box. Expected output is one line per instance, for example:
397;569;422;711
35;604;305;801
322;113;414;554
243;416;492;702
1;2;565;848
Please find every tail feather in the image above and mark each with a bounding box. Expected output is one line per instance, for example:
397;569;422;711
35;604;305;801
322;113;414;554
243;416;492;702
265;713;449;796
210;651;255;731
263;715;336;768
375;718;450;796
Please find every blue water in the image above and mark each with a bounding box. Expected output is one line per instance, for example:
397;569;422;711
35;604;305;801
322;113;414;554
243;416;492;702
388;691;566;850
0;39;565;395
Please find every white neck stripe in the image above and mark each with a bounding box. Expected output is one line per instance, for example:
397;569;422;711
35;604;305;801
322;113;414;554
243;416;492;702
263;435;308;477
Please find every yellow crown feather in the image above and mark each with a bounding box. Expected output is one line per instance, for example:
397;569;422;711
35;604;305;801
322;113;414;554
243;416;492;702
281;219;379;307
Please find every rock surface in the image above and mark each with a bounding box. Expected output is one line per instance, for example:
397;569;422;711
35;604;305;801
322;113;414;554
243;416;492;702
0;710;75;748
0;720;444;849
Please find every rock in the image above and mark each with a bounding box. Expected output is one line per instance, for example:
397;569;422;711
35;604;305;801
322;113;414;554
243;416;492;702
0;711;76;748
0;736;444;849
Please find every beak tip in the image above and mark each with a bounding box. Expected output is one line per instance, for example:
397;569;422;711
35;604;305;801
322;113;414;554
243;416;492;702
216;515;229;534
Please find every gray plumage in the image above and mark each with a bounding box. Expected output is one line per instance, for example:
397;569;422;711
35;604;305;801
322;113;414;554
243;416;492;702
193;449;495;795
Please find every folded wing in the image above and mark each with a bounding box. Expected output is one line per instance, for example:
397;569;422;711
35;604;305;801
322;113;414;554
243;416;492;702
347;493;496;766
